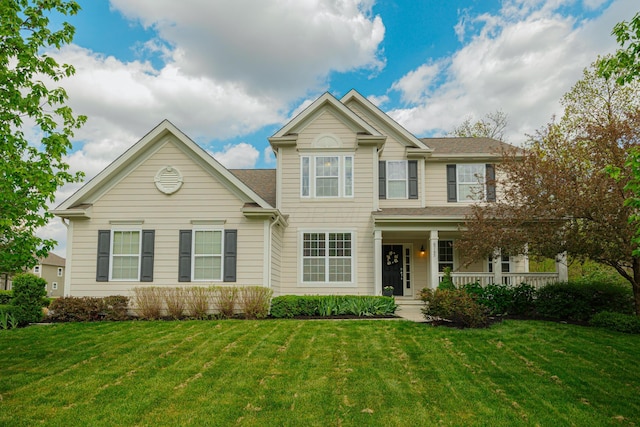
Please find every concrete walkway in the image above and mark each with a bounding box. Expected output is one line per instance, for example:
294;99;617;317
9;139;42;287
395;299;425;322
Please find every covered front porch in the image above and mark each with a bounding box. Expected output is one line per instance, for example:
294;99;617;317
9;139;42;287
372;208;566;298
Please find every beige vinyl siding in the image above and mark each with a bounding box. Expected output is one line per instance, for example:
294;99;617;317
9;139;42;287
67;139;266;297
277;111;377;294
270;221;283;292
424;162;448;206
295;110;358;150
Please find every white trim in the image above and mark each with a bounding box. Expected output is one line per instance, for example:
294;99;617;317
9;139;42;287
63;219;72;296
298;229;357;287
109;229;142;282
191;228;224;282
300;154;354;199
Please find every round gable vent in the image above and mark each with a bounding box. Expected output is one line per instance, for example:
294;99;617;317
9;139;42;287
155;166;183;195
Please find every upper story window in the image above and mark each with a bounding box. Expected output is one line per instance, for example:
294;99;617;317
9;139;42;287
57;267;63;277
447;164;496;203
301;155;353;198
33;265;40;274
379;160;418;199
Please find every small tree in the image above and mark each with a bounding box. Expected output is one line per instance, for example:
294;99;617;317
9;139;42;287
450;110;508;141
0;1;85;276
12;273;46;325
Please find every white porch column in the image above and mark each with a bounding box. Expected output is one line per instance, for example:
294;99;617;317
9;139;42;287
493;249;502;285
374;230;383;295
556;251;568;282
429;230;439;289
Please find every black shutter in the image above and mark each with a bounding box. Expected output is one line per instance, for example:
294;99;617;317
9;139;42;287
378;161;386;199
408;160;418;199
486;164;496;202
446;164;457;202
178;230;192;282
224;229;237;282
140;230;155;282
96;230;110;282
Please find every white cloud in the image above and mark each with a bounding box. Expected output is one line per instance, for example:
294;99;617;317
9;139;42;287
388;0;635;143
211;143;260;169
263;146;276;165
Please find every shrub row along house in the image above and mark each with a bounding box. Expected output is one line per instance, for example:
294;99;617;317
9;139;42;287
52;90;565;299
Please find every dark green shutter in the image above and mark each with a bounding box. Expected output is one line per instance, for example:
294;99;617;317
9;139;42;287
224;230;237;282
446;164;457;202
486;164;496;202
96;230;110;282
140;230;155;282
378;161;386;199
178;230;192;282
408;160;418;199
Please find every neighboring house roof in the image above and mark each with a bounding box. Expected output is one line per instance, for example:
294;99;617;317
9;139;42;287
40;253;65;267
52;120;275;218
422;137;521;158
229;169;277;207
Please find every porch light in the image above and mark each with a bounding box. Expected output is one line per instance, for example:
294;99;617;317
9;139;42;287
420;244;425;255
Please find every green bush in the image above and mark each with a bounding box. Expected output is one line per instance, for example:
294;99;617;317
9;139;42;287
461;282;536;316
536;281;633;321
11;273;46;326
0;290;13;305
269;295;397;318
0;306;17;330
420;288;489;328
49;296;130;322
590;311;640;334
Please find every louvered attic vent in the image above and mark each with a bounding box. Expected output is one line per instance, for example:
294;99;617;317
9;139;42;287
155;166;183;195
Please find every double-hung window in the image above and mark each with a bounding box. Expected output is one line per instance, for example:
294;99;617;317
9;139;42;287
192;230;223;281
378;160;418;199
111;230;141;280
447;164;496;202
301;155;353;198
387;161;408;198
302;232;353;283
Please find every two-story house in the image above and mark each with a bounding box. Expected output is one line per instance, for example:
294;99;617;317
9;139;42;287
52;90;562;298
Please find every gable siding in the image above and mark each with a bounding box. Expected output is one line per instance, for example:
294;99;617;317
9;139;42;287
294;110;358;150
67;139;266;297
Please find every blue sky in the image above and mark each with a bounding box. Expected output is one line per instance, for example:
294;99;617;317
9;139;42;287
41;0;636;253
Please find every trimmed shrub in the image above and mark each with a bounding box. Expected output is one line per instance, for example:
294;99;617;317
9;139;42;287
590;311;640;334
132;287;163;320
420;288;489;328
49;296;130;322
240;286;272;319
461;282;536;316
12;273;46;326
213;286;238;318
536;281;633;321
0;290;13;305
438;267;456;290
187;287;210;319
163;287;187;319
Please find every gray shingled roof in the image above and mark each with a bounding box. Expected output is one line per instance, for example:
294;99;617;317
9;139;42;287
373;206;473;218
41;252;65;267
229;169;277;207
420;137;519;155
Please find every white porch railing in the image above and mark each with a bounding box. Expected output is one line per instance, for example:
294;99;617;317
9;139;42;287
438;272;560;289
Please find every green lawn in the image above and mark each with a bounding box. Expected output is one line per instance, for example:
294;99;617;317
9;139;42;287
1;320;639;426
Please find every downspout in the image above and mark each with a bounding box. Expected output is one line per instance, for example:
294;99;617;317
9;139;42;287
61;218;71;296
267;213;285;291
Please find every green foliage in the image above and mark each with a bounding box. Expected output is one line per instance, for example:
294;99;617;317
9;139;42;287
536;281;634;321
590;311;640;334
269;295;397;318
48;296;129;322
0;308;17;330
11;273;46;325
437;267;456;290
239;286;272;319
461;282;536;316
420;288;489;328
0;1;86;274
0;290;13;305
598;12;640;85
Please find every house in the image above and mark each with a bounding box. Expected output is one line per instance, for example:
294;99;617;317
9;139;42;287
32;253;66;297
2;253;66;296
52;90;564;298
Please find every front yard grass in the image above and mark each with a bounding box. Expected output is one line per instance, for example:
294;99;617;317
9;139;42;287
1;319;639;426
